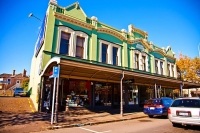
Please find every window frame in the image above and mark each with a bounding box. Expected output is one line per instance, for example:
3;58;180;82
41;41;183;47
99;40;121;66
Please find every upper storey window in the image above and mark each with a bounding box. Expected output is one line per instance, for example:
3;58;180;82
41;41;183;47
135;54;139;70
171;65;174;77
142;55;146;71
167;64;170;76
102;43;108;63
160;61;163;75
155;60;159;74
57;26;89;59
60;32;70;55
113;47;118;65
76;36;85;58
99;40;121;66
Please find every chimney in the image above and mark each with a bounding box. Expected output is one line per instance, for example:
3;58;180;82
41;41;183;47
13;70;15;76
23;69;27;77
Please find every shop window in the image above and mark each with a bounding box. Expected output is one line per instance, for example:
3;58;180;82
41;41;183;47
66;81;90;107
95;83;112;106
113;47;118;65
76;36;85;58
102;43;108;64
135;54;139;69
59;31;70;55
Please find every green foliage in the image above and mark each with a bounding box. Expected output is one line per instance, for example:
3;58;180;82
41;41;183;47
21;78;29;91
176;53;200;82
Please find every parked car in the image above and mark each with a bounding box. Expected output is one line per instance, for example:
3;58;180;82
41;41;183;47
13;88;27;97
168;97;200;127
143;97;174;118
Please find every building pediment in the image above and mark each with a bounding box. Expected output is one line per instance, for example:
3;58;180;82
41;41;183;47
97;28;126;41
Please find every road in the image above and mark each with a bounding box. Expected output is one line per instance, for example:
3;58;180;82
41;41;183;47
40;116;200;133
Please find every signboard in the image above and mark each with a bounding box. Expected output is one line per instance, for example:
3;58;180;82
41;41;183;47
136;44;144;50
35;14;47;57
123;79;134;84
53;67;59;78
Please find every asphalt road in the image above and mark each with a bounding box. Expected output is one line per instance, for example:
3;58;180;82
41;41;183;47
40;116;200;133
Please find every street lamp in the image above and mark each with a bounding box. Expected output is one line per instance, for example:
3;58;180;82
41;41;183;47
28;13;41;21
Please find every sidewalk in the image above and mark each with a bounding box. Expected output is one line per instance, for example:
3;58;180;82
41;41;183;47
0;108;147;133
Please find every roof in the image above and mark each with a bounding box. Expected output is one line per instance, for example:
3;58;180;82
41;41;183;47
0;73;12;78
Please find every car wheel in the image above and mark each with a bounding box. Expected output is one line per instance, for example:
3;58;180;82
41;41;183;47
172;122;179;127
148;115;153;118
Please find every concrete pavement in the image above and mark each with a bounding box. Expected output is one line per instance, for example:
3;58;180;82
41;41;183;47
0;108;147;133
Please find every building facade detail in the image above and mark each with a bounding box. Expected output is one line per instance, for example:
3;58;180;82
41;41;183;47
28;2;200;112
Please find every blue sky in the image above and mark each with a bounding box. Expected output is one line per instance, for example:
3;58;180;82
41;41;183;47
0;0;200;75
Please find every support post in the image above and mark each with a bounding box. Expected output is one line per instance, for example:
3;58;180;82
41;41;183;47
120;71;124;118
51;77;57;125
154;80;157;98
54;65;60;123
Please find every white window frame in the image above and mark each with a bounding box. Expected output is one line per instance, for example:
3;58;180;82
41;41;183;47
99;40;121;66
57;26;74;56
73;31;88;59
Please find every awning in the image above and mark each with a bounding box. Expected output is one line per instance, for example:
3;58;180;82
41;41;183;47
41;57;200;89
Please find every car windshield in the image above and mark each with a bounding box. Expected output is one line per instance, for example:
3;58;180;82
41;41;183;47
171;99;200;108
146;99;161;105
15;88;23;91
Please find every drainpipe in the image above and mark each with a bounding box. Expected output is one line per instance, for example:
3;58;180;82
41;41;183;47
154;80;157;98
120;71;124;118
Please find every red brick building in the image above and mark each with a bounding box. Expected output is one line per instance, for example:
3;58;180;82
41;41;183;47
0;69;29;90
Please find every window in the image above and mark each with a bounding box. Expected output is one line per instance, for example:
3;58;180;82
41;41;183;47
16;80;20;84
59;31;70;55
167;64;170;76
155;60;158;74
102;43;108;63
135;54;139;69
7;79;11;84
172;65;174;77
142;56;146;71
160;61;163;75
76;36;85;58
113;47;118;65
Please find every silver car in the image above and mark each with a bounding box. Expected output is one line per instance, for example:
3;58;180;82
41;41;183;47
168;97;200;127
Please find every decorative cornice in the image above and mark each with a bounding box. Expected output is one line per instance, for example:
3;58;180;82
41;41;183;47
154;48;166;56
97;28;126;41
54;12;95;30
134;28;148;37
166;54;176;60
128;38;152;51
154;48;176;60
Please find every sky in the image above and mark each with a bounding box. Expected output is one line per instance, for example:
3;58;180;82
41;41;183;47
0;0;200;75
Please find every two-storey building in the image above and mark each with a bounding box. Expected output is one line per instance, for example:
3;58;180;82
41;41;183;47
29;1;200;111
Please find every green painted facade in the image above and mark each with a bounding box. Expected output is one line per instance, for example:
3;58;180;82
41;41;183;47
39;2;176;76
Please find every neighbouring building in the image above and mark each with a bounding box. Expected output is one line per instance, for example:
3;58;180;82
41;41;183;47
0;69;28;90
29;1;200;112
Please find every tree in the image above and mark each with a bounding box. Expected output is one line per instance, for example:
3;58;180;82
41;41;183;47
176;53;200;83
21;78;29;91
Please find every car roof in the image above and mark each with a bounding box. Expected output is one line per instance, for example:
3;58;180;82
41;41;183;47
149;97;173;100
175;97;200;100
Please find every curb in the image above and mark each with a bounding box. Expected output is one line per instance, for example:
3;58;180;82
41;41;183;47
46;115;147;130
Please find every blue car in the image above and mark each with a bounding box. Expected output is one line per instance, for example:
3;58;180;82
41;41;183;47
143;97;173;118
13;88;27;97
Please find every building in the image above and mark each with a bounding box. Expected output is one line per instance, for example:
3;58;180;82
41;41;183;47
29;1;200;112
0;69;28;90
